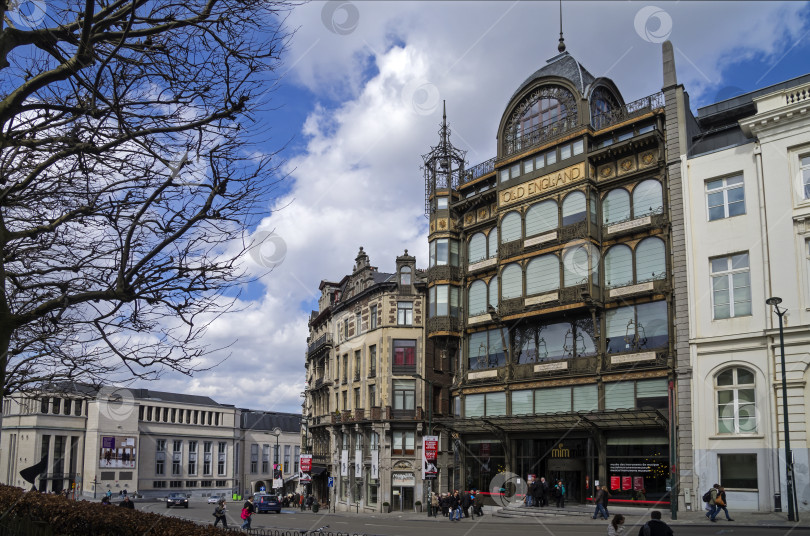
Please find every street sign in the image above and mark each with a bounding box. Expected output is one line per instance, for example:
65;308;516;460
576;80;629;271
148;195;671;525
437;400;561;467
328;477;334;488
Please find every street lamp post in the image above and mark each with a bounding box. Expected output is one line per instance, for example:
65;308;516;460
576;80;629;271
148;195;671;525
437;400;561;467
271;427;282;496
766;297;798;522
411;374;434;516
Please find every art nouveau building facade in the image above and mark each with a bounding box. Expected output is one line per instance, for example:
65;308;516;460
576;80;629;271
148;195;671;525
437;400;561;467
425;41;684;507
679;74;810;513
304;248;451;512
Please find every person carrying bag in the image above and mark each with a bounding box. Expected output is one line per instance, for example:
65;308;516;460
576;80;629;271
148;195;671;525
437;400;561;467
213;499;228;529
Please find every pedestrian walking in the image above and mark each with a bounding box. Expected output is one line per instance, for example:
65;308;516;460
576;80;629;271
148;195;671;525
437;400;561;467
553;480;565;508
240;496;255;530
440;493;449;517
539;477;549;507
592;485;608;520
461;489;472;518
526;478;536;507
709;486;733;522
703;483;719;521
213;499;228;529
637;510;673;536
473;490;484;517
608;514;625;535
601;485;611;518
448;490;461;521
430;491;439;517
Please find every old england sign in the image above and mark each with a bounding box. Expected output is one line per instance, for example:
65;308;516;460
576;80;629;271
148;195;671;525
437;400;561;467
499;162;586;208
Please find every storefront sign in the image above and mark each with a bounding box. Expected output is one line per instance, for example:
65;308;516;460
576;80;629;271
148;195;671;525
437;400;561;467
392;472;415;487
610;352;656;365
551;443;570;458
422;435;438;480
609;462;662;474
355;449;362;478
500;162;586;207
299;454;312;484
340;450;348;477
534;361;568;373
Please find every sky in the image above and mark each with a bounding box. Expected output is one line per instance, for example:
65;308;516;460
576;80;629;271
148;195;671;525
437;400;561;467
150;0;810;413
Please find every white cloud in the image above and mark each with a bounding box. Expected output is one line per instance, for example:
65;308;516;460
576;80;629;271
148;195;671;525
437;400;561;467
152;1;810;413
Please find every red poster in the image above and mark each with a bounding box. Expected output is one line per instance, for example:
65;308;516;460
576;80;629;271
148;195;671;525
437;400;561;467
633;476;644;491
610;476;620;490
300;454;312;473
622;476;632;491
425;439;438;461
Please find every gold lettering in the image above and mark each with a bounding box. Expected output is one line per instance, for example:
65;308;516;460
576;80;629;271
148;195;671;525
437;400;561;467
498;163;586;207
516;186;525;199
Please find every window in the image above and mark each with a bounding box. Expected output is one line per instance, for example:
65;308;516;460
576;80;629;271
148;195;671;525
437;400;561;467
525;200;558;236
560;144;571;160
436;197;448;210
464;392;507;417
563;245;591;287
562;191;586;226
632;180;663;217
573;139;584;155
354;388;360;408
188;441;197;475
499;169;509;183
526;254;560;294
534;385;598;414
284;445;291;473
468;233;486;263
369;345;376;375
636;237;667;281
52;398;61;414
467;328;507;370
468;280;487;317
487;229;497;259
172;441;182;476
524;158;534;174
488;275;498;309
370;305;377;330
354;350;361;380
605;379;667;410
719;453;757;489
429;284;459;318
707;175;745;220
711;253;751;319
545;148;557;166
802;155;810;198
393;340;416;367
500;212;521;243
153;481;167;488
602;189;630;224
218;442;227;476
355;312;362;335
606;301;668;353
343;318;349;340
294;446;300;474
397;302;413;325
156;440;166;475
40;397;48;413
203;442;212;476
604;245;633;288
262;444;270;473
368;384;376;407
250;444;258;473
501;263;522;299
392;431;415;455
400;266;411;285
393;380;415;410
717;368;756;434
430;238;459;267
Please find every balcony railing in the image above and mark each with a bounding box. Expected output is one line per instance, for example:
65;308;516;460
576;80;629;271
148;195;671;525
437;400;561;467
461;157;496;185
593;92;665;131
427;265;462;283
308;334;333;356
504;115;579;158
427;316;461;334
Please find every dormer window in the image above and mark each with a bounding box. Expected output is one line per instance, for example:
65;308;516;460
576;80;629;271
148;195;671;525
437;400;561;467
436;197;448;210
504;85;576;156
400;266;412;285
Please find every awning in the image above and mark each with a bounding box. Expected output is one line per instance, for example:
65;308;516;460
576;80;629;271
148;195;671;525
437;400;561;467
310;466;328;476
434;408;668;435
284;474;298;483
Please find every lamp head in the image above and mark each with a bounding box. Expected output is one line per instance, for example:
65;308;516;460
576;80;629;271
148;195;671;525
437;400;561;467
272;427;282;437
766;297;783;306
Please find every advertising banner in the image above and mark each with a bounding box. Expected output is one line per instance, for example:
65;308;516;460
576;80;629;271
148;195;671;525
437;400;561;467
422;435;438;479
610;476;620;490
299;454;312;484
622;476;632;491
340;450;348;477
355;449;362;478
99;436;136;468
633;476;645;491
371;450;379;480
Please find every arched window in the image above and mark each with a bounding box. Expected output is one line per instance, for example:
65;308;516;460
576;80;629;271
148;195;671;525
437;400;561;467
562;191;586;226
488;275;499;309
400;266;411;285
602;189;631;224
504;86;577;155
469;233;486;263
632;180;663;217
635;237;666;282
604;245;633;288
501;264;522;299
468;280;487;317
501;212;522;243
563;246;590;287
716;367;756;434
487;228;498;258
526;255;560;294
525;200;558;236
590;191;598;224
590;87;619;129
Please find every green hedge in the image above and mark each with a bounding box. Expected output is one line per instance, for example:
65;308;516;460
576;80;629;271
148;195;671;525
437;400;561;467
0;485;229;536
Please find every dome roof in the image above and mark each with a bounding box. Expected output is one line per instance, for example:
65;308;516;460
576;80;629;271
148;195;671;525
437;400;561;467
510;51;596;101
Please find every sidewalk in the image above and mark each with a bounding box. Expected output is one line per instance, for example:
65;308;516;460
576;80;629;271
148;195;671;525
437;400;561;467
298;503;810;530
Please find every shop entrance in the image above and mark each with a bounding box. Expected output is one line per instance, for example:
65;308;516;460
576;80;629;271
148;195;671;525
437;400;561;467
393;486;414;511
547;458;585;503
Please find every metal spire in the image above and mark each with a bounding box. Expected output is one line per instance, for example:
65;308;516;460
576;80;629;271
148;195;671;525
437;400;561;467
558;0;566;53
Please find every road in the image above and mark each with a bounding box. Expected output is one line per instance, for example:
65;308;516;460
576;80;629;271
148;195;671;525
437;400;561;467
135;500;810;536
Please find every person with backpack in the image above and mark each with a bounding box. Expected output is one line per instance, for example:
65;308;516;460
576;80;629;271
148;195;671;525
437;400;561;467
709;486;733;522
553;480;565;508
637;510;673;536
213;499;228;529
240;496;255;530
703;484;719;520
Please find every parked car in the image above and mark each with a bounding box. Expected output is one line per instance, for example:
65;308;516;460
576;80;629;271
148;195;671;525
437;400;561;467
208;494;225;504
254;494;281;514
166;493;189;508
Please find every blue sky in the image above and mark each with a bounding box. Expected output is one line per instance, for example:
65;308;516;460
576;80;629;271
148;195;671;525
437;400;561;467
147;1;810;413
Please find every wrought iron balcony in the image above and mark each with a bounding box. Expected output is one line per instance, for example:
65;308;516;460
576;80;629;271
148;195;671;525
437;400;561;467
307;334;334;357
592;92;665;131
427;316;461;334
461;157;496;185
427;265;462;283
603;210;668;238
504;115;579;158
